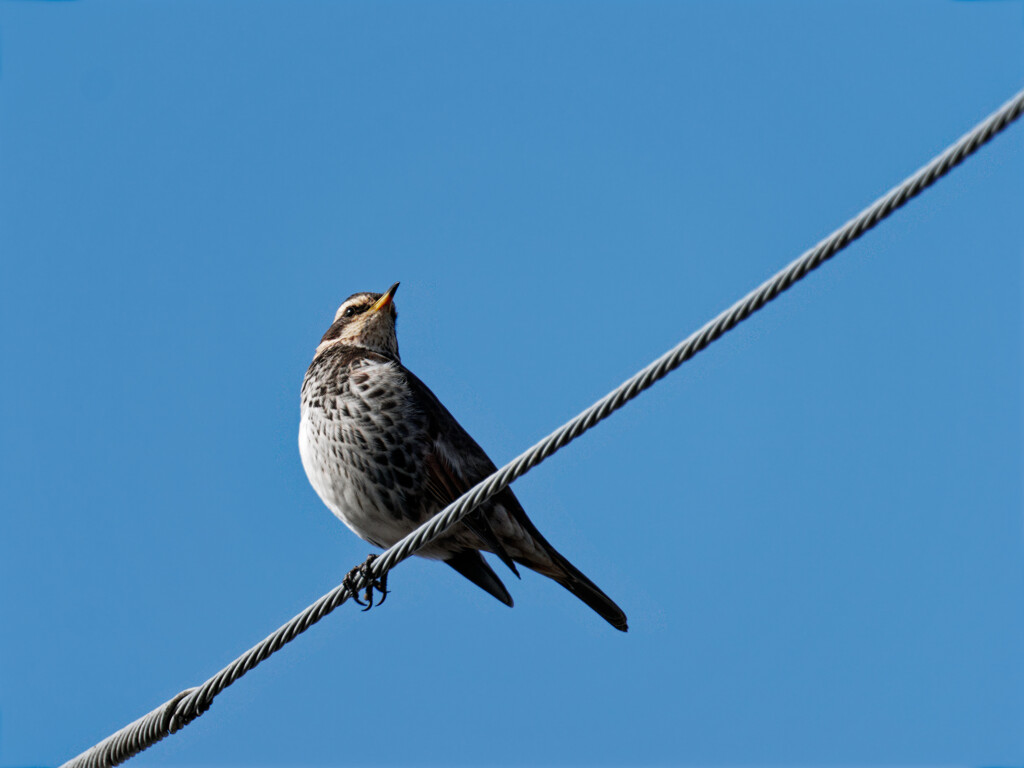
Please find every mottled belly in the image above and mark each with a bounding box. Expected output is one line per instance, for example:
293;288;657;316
299;411;422;549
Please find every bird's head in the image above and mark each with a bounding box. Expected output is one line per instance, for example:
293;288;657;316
315;282;401;360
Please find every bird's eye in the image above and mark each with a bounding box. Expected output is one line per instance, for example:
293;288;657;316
343;305;367;318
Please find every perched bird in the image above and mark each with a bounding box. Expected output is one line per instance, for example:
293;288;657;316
299;283;627;631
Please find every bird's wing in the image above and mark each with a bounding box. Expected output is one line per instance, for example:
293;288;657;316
400;366;531;576
400;364;628;632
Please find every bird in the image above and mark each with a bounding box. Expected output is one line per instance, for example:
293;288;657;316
298;282;628;631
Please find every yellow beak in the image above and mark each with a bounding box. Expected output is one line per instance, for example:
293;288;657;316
371;282;400;313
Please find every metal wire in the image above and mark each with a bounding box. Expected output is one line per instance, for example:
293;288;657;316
60;84;1024;768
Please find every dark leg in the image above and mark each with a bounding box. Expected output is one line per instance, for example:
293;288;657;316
342;554;390;611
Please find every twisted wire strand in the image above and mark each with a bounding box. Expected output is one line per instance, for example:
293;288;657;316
61;85;1024;768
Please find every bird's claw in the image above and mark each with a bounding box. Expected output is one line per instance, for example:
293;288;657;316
343;554;389;611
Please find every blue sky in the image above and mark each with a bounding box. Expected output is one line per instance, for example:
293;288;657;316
1;2;1022;766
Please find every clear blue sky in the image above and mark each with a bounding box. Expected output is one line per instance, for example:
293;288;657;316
1;2;1022;766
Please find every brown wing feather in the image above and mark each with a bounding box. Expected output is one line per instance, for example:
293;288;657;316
401;364;628;631
421;439;520;576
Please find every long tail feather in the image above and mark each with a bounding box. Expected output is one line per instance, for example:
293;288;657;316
445;550;514;607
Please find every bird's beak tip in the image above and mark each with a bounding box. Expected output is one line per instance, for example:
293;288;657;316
371;282;400;313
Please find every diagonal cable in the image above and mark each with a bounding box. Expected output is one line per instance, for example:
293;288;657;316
60;84;1024;768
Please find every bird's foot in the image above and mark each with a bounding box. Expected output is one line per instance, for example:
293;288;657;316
343;554;389;611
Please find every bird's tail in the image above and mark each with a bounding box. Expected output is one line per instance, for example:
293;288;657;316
527;549;629;632
460;488;628;631
445;550;514;607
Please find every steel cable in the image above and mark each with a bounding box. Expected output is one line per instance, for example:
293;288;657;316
60;84;1024;768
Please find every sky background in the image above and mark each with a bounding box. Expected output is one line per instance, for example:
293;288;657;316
1;2;1022;766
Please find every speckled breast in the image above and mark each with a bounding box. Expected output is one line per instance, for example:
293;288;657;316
299;354;428;549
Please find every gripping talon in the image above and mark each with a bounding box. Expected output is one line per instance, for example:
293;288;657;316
343;554;389;611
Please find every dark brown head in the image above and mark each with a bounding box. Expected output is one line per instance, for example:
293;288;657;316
316;282;400;360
